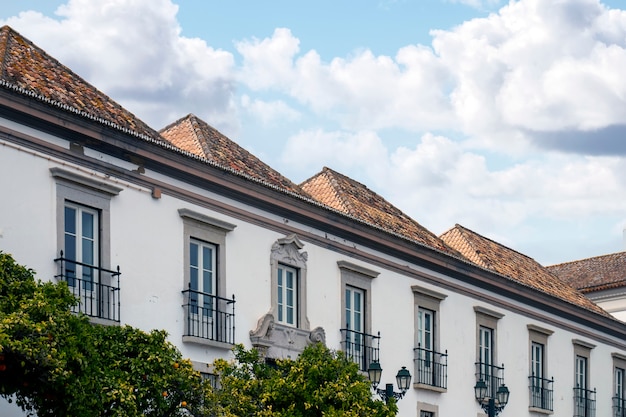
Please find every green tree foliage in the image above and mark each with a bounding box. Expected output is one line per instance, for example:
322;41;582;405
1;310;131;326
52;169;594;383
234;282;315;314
0;252;396;417
0;252;207;416
207;343;398;417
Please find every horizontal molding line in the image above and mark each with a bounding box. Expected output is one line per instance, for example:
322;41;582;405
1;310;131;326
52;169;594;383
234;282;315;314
2;123;626;350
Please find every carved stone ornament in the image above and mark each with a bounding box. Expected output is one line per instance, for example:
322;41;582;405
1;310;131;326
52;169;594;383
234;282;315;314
309;327;326;344
271;234;308;268
249;313;326;359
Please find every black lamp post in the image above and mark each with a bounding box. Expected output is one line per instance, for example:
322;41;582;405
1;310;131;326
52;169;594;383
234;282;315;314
367;361;412;404
474;379;510;416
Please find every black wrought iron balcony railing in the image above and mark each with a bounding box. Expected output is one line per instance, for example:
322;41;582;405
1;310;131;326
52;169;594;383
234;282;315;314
182;287;235;345
340;328;380;372
54;252;121;322
414;345;447;389
475;362;505;398
529;375;554;411
613;396;626;417
574;386;596;417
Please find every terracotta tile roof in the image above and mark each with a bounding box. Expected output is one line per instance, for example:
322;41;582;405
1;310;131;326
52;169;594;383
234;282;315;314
159;114;309;195
0;25;162;142
300;167;460;256
440;224;609;316
548;252;626;293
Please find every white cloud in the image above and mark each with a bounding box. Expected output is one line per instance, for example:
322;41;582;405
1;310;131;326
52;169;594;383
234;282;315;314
240;95;301;125
433;0;626;151
281;128;626;261
236;29;455;131
3;0;626;262
1;0;238;132
444;0;503;10
281;129;390;181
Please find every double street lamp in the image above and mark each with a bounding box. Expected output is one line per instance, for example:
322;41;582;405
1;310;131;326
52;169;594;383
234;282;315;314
367;361;412;404
474;379;510;416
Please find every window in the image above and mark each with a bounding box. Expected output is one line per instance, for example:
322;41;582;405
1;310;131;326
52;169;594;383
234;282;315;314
418;308;434;355
270;234;310;330
417;402;438;417
612;353;626;417
64;203;99;291
474;306;504;398
179;209;236;346
277;264;298;326
189;239;216;316
249;234;316;358
479;326;494;370
573;339;596;417
52;167;121;323
616;368;625;417
339;261;378;371
528;324;554;412
413;285;447;391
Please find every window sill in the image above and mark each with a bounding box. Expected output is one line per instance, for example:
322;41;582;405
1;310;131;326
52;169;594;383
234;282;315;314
528;407;553;415
414;383;447;393
89;317;120;327
182;335;234;349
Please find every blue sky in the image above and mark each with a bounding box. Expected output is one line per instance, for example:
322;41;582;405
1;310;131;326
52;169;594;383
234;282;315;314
2;0;626;265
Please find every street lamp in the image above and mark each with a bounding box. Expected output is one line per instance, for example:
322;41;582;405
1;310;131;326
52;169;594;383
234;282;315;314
474;379;510;416
367;361;412;404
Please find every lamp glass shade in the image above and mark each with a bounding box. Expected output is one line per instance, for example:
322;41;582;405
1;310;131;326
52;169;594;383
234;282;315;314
496;384;510;406
396;366;412;392
367;361;382;387
474;379;488;401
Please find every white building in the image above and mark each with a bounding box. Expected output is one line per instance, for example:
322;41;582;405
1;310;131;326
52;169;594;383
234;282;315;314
549;252;626;322
1;25;626;417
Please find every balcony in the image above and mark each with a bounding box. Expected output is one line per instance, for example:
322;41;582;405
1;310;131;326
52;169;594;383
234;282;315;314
182;287;235;346
55;252;120;322
340;328;380;372
613;396;626;417
529;375;554;411
414;344;447;390
574;386;596;417
475;362;505;398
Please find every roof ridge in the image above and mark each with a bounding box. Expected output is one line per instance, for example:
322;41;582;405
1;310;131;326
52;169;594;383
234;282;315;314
453;223;537;262
0;25;162;142
447;225;490;269
0;26;12;78
319;167;361;216
548;250;626;268
158;113;195;133
187;114;213;157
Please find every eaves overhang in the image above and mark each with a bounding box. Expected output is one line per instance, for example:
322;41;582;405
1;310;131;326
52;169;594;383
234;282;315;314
1;85;625;343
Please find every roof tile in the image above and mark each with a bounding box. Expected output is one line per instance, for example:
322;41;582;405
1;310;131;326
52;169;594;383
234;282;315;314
440;224;610;316
0;25;162;142
300;167;461;256
548;252;626;293
159;114;309;196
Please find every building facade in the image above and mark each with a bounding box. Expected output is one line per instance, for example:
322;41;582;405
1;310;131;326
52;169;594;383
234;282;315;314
550;252;626;322
1;25;626;417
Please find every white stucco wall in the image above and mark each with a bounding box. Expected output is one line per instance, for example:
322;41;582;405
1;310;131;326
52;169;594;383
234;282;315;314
2;119;626;417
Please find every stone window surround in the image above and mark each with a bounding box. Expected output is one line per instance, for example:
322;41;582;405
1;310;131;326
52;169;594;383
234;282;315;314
418;401;438;417
51;167;121;278
178;208;236;348
573;339;595;388
339;260;379;335
474;306;504;363
178;208;236;300
270;234;309;329
528;324;554;376
413;285;447;353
